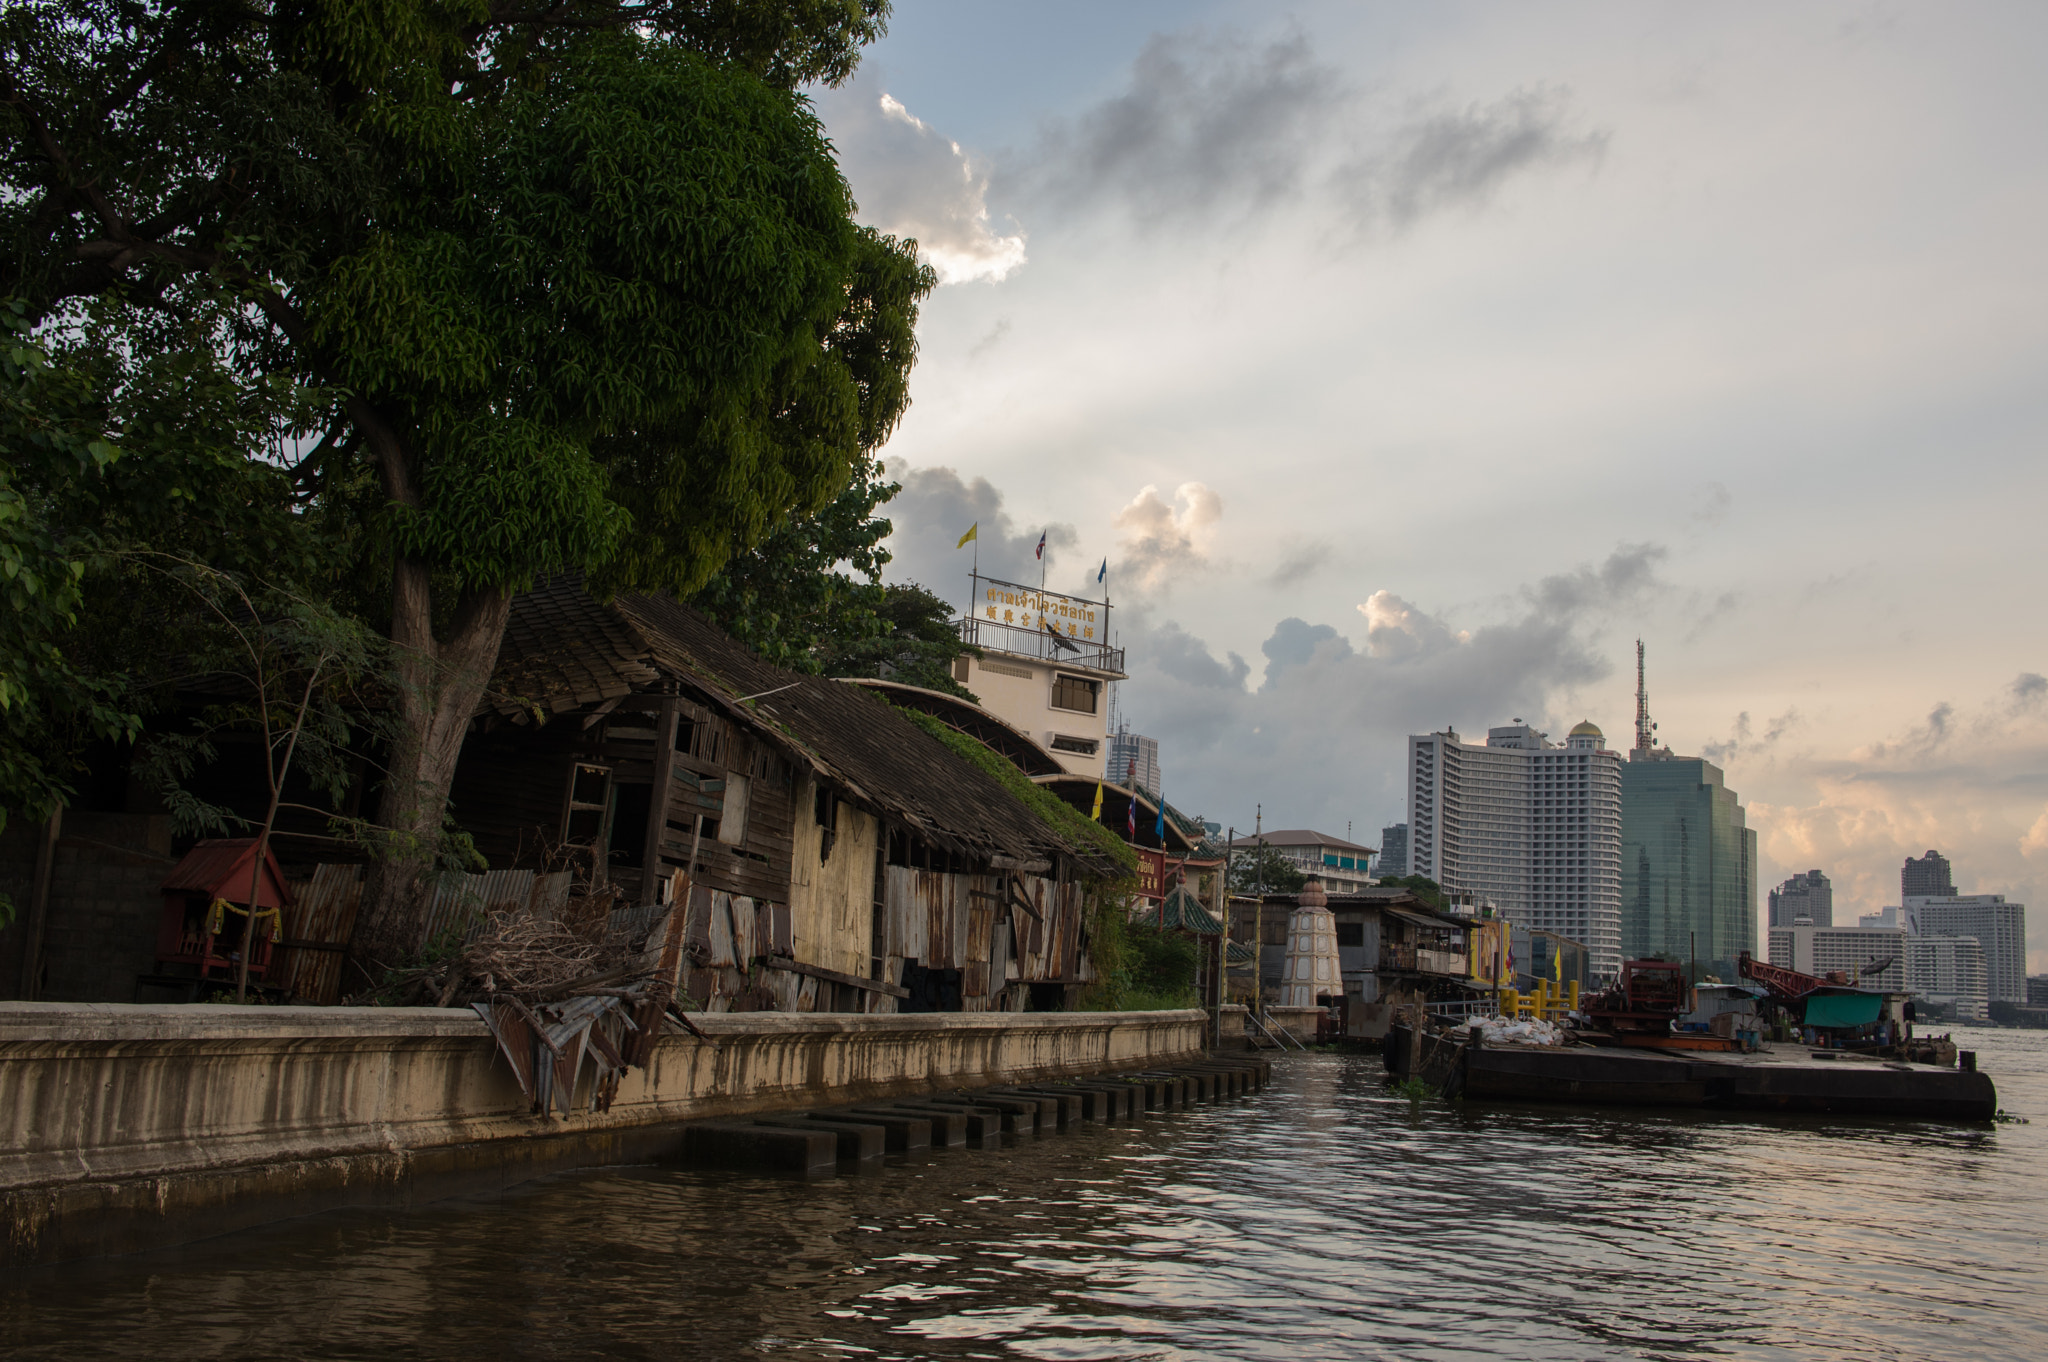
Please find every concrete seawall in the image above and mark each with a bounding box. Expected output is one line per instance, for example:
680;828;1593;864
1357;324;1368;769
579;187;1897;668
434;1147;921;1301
1;1002;1206;1266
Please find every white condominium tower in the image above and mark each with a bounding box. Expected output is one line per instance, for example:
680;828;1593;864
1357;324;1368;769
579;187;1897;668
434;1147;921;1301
1408;720;1624;978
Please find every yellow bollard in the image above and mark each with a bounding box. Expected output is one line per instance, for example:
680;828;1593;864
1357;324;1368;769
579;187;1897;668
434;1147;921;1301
1566;980;1580;1015
1501;988;1519;1019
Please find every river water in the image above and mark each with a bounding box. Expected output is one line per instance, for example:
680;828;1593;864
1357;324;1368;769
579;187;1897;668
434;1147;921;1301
7;1026;2046;1361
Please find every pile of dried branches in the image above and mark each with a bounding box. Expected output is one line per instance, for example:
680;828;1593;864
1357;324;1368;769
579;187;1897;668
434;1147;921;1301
392;908;645;1008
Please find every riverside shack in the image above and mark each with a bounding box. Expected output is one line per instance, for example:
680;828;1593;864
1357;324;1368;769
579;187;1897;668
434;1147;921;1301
448;577;1128;1015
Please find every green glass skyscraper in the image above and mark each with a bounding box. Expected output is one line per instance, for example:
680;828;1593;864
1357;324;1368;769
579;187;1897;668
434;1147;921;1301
1620;644;1757;977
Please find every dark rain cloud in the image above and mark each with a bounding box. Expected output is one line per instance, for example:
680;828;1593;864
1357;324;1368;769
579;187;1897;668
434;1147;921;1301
998;30;1604;238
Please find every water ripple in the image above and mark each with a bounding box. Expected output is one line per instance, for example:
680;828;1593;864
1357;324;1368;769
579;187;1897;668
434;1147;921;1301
4;1026;2046;1360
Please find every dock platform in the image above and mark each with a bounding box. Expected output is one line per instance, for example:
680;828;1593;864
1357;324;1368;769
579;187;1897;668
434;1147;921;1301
1386;1024;1997;1120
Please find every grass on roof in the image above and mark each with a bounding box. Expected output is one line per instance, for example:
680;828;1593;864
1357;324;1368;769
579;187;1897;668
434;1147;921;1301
891;705;1137;877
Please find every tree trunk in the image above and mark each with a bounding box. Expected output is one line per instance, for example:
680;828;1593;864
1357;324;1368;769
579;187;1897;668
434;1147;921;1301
349;558;512;984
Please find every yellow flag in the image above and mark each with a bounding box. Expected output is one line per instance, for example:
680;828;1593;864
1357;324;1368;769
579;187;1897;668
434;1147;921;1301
1090;781;1104;821
956;522;978;548
1553;945;1563;981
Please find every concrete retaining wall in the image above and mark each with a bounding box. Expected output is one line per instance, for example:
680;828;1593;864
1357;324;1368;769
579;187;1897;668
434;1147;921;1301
1;1002;1205;1266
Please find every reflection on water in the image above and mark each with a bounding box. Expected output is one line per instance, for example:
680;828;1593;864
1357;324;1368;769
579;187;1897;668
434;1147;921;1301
6;1028;2047;1361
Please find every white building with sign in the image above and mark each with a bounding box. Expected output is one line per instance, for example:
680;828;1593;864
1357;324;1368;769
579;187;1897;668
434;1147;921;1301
951;574;1124;780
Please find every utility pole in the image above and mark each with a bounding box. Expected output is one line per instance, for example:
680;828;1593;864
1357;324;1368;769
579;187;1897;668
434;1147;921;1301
1254;805;1265;1011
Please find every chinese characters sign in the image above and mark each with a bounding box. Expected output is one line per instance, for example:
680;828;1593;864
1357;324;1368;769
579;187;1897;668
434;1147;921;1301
1135;848;1166;901
977;577;1106;640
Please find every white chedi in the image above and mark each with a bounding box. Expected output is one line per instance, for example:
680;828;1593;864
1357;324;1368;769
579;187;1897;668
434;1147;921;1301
1280;878;1342;1009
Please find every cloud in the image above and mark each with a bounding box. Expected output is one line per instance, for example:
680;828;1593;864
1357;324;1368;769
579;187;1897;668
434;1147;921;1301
879;464;1076;590
1144;619;1251;692
1690;482;1733;527
1525;542;1666;617
1261;617;1354;687
1018;31;1340;226
1268;541;1333;588
1702;708;1801;764
821;84;1026;284
1114;545;1659;826
967;318;1012;358
1113;482;1223;593
1334;87;1608;232
2011;672;2047;711
1004;30;1603;237
1737;678;2048;967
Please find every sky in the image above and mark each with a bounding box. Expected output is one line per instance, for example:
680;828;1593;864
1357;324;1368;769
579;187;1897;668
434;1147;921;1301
812;1;2048;967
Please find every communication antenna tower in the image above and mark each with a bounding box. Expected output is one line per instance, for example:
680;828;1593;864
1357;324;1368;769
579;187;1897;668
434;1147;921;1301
1634;639;1659;754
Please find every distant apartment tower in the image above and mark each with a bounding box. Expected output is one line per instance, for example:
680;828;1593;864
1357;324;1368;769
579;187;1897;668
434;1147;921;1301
1620;644;1758;981
1407;720;1623;977
1902;850;1955;899
1767;923;1907;992
1768;870;1833;928
1906;934;1990;1022
1378;822;1409;879
1905;894;2027;1005
1107;728;1160;798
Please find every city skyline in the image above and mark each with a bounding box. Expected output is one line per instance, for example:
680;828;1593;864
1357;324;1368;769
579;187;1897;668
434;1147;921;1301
836;2;2048;970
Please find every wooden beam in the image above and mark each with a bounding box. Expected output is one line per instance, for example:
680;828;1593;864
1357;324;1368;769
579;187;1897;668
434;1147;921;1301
640;696;680;898
759;955;911;999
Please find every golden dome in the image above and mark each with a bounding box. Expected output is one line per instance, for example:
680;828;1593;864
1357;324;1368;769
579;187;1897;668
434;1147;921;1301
1569;720;1603;738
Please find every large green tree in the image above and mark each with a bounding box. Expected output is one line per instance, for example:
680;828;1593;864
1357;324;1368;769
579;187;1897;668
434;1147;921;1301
692;455;976;698
0;1;931;955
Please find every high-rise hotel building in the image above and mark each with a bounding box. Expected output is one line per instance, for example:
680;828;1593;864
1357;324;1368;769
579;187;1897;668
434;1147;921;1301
1407;721;1624;978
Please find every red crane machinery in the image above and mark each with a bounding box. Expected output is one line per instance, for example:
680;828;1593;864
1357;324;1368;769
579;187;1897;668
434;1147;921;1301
1737;951;1898;1006
1584;959;1688;1036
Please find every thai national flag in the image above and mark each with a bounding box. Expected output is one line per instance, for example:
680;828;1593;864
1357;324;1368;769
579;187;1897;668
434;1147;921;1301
1035;530;1047;560
1127;796;1137;839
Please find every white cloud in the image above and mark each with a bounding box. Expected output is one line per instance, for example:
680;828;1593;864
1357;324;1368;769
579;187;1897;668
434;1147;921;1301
1114;482;1222;593
822;84;1026;284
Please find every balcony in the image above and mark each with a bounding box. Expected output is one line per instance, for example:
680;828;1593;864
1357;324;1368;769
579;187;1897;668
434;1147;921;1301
957;615;1126;676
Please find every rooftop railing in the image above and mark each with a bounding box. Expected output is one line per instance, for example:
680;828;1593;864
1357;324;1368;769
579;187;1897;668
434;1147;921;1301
957;615;1126;676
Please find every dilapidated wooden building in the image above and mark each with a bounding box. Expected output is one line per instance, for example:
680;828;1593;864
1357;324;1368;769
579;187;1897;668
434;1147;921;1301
447;578;1127;1015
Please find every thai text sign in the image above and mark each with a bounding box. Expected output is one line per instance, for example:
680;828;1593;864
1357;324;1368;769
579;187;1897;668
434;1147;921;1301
977;577;1106;641
1135;848;1166;901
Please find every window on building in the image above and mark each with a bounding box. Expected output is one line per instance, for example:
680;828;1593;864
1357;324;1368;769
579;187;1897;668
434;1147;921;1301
1336;923;1365;947
951;655;970;684
1049;734;1099;755
1050;673;1100;713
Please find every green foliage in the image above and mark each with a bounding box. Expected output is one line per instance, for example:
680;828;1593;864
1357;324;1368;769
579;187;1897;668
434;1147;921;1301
1376;873;1447;909
1124;917;1200;1007
1229;844;1307;895
0;1;926;930
1390;1077;1433;1102
0;295;340;857
0;304;135;840
891;704;1136;876
130;564;380;840
1077;908;1199;1012
690;456;974;697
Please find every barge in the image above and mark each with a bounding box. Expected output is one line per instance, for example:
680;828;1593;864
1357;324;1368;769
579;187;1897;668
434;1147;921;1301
1385;1021;1997;1121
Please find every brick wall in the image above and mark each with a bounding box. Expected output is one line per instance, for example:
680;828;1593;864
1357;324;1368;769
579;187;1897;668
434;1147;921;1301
26;813;174;1004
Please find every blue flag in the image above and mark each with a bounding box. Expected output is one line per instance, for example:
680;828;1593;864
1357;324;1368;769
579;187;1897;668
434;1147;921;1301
1097;558;1107;584
1156;796;1165;842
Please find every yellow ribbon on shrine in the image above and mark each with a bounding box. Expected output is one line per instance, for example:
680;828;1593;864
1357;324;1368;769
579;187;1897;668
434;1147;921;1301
208;897;284;943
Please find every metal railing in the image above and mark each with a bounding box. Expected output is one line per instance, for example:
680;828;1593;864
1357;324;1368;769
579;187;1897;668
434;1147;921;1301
957;615;1125;675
